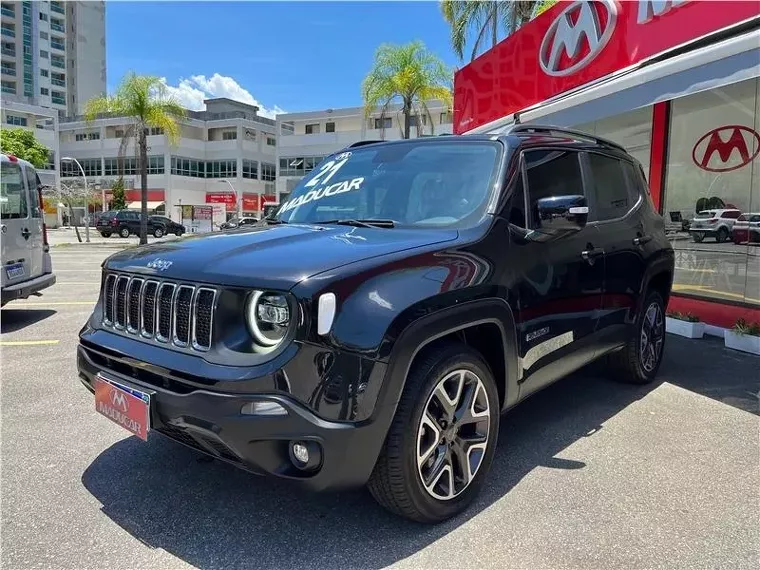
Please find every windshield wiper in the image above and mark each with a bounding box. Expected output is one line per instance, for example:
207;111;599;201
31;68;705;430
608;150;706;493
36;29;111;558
315;219;395;228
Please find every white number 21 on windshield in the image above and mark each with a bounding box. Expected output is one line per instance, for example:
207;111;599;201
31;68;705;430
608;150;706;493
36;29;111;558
304;157;349;188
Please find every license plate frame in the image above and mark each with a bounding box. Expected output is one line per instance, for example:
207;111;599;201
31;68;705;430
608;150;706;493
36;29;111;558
94;373;152;441
5;263;24;280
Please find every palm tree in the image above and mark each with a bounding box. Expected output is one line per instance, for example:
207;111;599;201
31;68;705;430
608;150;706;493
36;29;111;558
362;41;453;140
441;0;537;62
84;72;185;244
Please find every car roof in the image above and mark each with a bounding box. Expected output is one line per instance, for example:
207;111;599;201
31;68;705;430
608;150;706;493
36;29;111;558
1;153;35;168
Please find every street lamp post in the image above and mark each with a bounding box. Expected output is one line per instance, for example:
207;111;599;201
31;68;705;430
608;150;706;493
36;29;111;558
62;156;89;243
218;179;240;218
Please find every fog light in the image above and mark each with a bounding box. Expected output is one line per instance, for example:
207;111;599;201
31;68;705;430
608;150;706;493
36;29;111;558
240;401;288;416
292;442;309;464
289;440;322;471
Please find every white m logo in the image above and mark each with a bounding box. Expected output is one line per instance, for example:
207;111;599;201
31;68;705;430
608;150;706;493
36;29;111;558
539;0;618;77
110;389;128;413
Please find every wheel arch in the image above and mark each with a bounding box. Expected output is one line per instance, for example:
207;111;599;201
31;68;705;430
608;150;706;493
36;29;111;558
635;251;675;320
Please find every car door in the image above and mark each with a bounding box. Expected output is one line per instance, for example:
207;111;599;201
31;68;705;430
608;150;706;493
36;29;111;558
581;152;648;349
23;163;45;278
1;159;33;288
508;148;605;398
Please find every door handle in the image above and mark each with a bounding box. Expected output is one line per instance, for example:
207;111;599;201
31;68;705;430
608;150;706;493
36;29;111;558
633;235;653;246
581;247;604;263
21;228;31;240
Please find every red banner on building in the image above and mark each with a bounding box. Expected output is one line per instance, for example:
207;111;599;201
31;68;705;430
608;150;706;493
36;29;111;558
261;194;277;205
454;0;758;133
123;189;165;202
242;193;259;212
205;192;236;207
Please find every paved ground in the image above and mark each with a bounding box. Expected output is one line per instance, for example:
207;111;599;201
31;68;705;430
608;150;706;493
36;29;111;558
47;226;181;248
1;248;759;570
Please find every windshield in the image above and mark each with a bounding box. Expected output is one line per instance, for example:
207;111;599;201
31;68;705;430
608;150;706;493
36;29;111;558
695;211;717;219
274;140;502;228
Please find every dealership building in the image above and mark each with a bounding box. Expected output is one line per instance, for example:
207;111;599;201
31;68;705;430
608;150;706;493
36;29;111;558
454;0;759;328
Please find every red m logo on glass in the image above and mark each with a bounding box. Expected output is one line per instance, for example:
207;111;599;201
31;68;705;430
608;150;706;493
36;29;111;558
692;125;760;173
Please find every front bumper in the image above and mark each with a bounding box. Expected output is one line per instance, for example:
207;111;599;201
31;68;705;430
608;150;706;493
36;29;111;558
77;343;387;491
1;272;56;305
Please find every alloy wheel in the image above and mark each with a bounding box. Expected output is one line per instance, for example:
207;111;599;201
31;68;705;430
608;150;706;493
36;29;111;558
416;369;491;501
640;301;664;373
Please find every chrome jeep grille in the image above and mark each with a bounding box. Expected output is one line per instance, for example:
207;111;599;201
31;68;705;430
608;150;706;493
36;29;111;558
101;273;217;351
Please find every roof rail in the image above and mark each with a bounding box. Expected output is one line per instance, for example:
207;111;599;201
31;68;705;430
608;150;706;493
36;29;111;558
345;140;385;149
506;124;627;152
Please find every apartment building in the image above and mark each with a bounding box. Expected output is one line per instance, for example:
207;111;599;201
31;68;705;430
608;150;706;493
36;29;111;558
275;100;453;202
1;99;59;187
58;98;279;220
0;0;106;116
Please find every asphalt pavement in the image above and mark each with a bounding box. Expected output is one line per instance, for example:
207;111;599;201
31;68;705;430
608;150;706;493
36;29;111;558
1;248;758;570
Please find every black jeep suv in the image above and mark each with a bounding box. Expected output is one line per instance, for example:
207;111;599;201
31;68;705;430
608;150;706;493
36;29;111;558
77;126;674;523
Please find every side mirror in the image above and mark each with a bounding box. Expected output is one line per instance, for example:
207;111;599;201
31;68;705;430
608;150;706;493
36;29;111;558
534;195;588;238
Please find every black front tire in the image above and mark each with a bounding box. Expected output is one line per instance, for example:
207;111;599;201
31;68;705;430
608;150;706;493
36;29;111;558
716;227;729;243
100;232;111;238
153;227;164;238
609;291;666;384
367;342;500;523
175;230;183;237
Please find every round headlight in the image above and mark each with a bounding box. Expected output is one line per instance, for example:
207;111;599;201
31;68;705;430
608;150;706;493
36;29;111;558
247;290;291;347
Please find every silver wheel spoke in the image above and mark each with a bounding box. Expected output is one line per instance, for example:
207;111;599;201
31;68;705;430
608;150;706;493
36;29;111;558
417;412;441;467
424;454;454;498
433;371;464;419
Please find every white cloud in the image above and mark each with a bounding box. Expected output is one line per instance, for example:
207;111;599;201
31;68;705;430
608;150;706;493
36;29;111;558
159;73;286;119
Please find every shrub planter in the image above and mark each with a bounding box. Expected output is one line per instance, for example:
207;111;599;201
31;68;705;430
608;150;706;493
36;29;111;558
665;317;705;339
724;331;760;355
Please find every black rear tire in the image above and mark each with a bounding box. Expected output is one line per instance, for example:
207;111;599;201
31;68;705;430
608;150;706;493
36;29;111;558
609;291;666;384
119;227;130;238
153;227;164;238
716;227;729;243
367;342;500;523
100;232;111;238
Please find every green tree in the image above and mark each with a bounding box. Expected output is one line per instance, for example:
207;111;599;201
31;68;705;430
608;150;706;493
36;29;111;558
84;72;185;244
440;0;536;62
111;177;126;210
362;41;453;140
0;128;50;168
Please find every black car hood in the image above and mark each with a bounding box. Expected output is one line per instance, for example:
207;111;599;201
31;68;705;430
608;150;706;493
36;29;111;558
103;224;459;290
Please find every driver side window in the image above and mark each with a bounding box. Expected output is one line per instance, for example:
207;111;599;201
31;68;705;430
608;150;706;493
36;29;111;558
524;149;585;229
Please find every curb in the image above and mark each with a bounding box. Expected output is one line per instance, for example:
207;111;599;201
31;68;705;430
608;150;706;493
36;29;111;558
50;243;135;249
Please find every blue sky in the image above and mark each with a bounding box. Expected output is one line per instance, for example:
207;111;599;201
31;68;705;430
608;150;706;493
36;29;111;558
106;1;460;117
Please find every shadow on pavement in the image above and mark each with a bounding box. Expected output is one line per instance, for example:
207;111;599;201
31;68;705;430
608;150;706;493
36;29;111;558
0;308;57;334
658;333;760;416
82;367;660;570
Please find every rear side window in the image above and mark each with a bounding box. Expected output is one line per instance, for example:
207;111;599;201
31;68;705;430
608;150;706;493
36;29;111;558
523;149;584;229
751;215;760;223
586;153;634;221
0;162;28;219
721;211;742;219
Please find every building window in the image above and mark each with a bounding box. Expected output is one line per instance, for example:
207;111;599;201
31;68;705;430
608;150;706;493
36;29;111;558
50;18;64;33
40;50;49;59
242;159;258;179
243;128;256;141
266;136;276;146
40;87;48;95
114;129;124;138
170;156;205;178
1;41;14;57
1;3;16;17
40;69;48;77
148;126;164;136
50;1;65;15
1;61;16;76
440;112;453;124
1;23;15;38
409;115;427;127
51;72;65;87
1;80;16;94
39;31;48;40
50;37;65;51
278;155;326;177
325;122;335;133
261;162;276;182
205;159;237;178
222;130;237;140
373;117;392;129
662;77;759;307
147;155;164;175
6;115;27;127
75;132;100;141
305;123;320;135
39;11;47;21
61;158;102;178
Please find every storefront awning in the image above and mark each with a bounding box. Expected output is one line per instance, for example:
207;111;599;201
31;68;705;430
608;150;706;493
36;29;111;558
127;201;165;210
478;27;760;133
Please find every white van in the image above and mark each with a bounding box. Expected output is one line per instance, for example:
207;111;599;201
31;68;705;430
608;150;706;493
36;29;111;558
1;153;55;306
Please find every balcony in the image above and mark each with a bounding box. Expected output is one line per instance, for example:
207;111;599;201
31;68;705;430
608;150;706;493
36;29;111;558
1;66;15;76
50;3;65;15
1;84;15;94
51;96;65;106
51;59;65;69
1;27;14;38
51;78;65;87
1;7;14;17
50;41;65;52
50;23;64;33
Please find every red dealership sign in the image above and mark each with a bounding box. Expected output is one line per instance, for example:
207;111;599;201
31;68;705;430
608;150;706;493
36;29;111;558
205;192;236;207
454;0;759;133
242;193;259;211
692;126;760;173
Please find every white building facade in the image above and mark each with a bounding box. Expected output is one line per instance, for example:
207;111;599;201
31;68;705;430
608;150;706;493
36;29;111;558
1;0;106;117
58;98;279;221
275;101;453;203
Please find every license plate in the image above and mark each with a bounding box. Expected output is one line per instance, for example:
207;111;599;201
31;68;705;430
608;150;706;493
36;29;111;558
5;263;24;280
94;374;151;441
